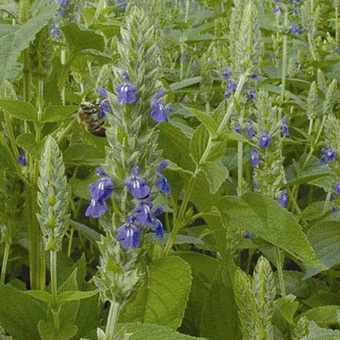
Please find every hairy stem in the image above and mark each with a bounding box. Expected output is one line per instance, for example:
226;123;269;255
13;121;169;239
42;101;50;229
275;246;286;299
0;243;10;285
50;250;60;330
105;301;120;340
237;141;243;196
280;9;288;102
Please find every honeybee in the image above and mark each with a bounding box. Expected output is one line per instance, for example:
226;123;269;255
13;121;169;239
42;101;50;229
77;101;106;137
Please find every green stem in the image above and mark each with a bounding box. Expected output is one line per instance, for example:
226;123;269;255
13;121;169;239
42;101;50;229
185;0;189;23
275;246;286;299
4;113;19;159
323;191;332;214
0;243;10;285
105;301;120;340
58;51;77;92
67;227;74;258
23;50;31;102
280;9;289;102
237;141;243;196
26;183;46;290
50;250;60;330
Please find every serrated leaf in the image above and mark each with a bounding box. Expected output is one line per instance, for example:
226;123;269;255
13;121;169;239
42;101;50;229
182;105;217;136
277;296;299;324
216;193;324;270
17;133;45;158
0;2;58;80
0;285;45;340
308;222;340;270
0;100;37;121
190;125;209;165
170;77;202;91
301;321;340;340
300;306;340;327
62;23;104;53
24;290;52;304
121;256;192;330
38;320;77;340
42;105;78;122
202;162;229;194
58;290;98;304
121;322;208;340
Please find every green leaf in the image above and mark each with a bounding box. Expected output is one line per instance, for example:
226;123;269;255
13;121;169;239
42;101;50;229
300;321;340;340
17;133;45;158
70;220;102;243
58;290;98;304
202;162;229;194
38;320;77;340
308;222;340;270
0;2;58;80
0;100;37;121
121;323;209;340
121;256;192;330
63;144;105;165
182;105;217;136
170;77;202;91
24;290;52;304
178;253;218;334
62;23;105;53
190;125;209;165
200;253;241;340
277;296;299;324
0;285;46;340
42;105;78;122
300;306;340;327
216;193;324;270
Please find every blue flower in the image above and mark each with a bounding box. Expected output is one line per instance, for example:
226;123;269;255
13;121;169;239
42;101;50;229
274;4;281;12
168;102;174;115
17;149;27;166
85;199;107;218
124;166;151;200
321;145;336;164
335;182;340;195
97;87;111;119
251;147;260;167
97;86;108;98
250;74;259;80
56;8;65;16
50;24;58;37
222;67;231;80
58;0;67;5
90;168;114;202
224;80;238;99
259;130;272;148
116;71;137;104
233;123;242;134
135;201;153;226
155;161;171;195
151;207;164;238
117;216;141;249
151;89;169;123
249;88;256;101
281;116;290;136
247;119;256;138
278;189;288;208
291;24;299;35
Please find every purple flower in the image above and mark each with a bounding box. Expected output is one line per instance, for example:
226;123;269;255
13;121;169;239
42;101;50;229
17;149;27;166
135;201;153;226
56;8;65;16
247;119;256;138
151;207;164;238
335;46;339;54
222;67;231;80
249;88;256;101
85;199;107;218
50;25;58;37
89;168;114;202
228;80;237;91
233;123;242;134
251;147;260;167
151;89;168;123
98;99;111;119
124;166;151;200
117;216;141;249
250;74;259;80
155;161;171;195
278;189;288;208
97;86;108;98
274;4;281;12
291;24;299;35
168;103;174;115
58;0;67;5
116;71;137;104
335;182;340;195
259;130;272;148
321;145;336;165
281;116;290;136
